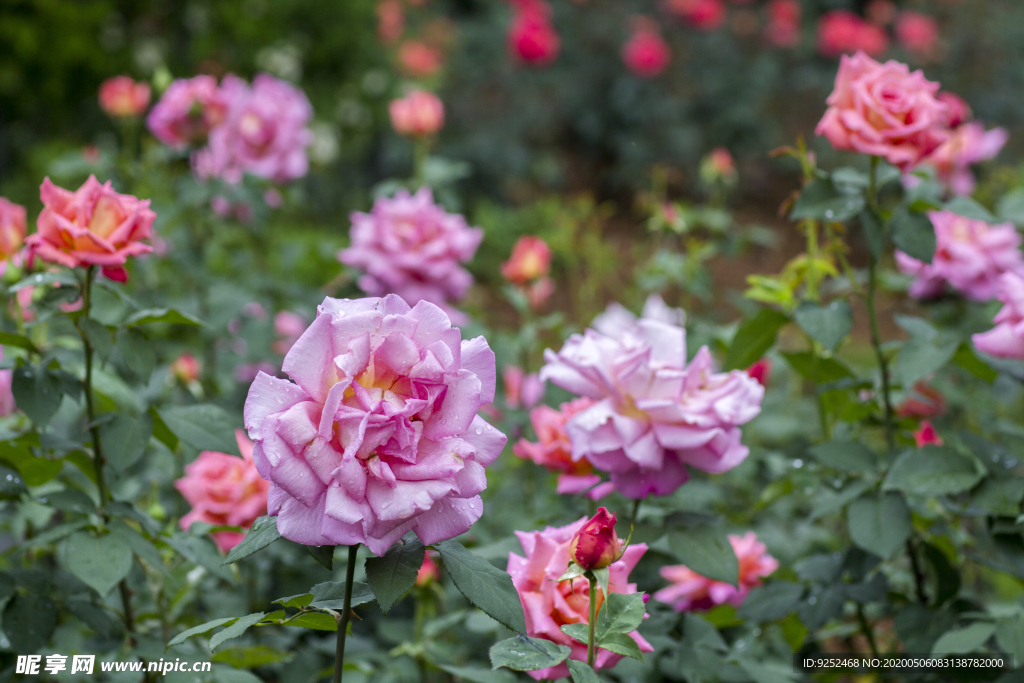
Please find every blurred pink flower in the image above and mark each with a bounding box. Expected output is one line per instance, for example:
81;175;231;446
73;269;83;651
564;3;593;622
377;0;405;43
746;358;772;387
242;295;506;555
527;277;555;310
513;398;605;495
665;0;727;31
895;211;1023;301
502;365;544;409
923;122;1008;196
171;353;201;384
622;19;671;78
243;301;268;320
898;381;945;418
389;90;445;137
27;176;156;282
508;1;561;66
540;299;762;499
14;287;34;323
175;430;269;552
0;197;26;274
507;517;652;680
0;348;15;417
193;74;312;184
416;551;440;587
501;236;552;285
815;52;949;171
972;272;1024;360
896;12;939;57
816;12;889;58
99;76;151;118
338;188;482;318
866;0;897;26
939;92;972;128
765;0;801;48
398;40;444;78
273;310;308;355
913;420;943;448
235;361;278;384
655;532;777;610
147;75;228;148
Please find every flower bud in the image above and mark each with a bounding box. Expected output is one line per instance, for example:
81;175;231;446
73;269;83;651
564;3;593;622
416;552;440;587
389;90;444;138
99;75;151;118
569;507;621;570
501;235;552;285
172;353;201;384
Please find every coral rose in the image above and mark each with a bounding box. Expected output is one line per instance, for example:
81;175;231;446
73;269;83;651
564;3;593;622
398;40;444;78
175;430;269;552
815;52;950;171
972;272;1024;360
171;353;201;384
147;75;228;148
894;211;1023;302
389;90;445;137
26;176;155;282
540;298;762;498
654;532;777;610
508;517;652;679
243;294;506;556
896;12;939;57
99;76;151;118
501;236;552;285
513;398;600;495
621;20;671;78
377;0;405;44
0;197;26;272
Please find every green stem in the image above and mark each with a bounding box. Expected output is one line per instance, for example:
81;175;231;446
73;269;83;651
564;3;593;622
334;544;360;683
856;604;879;658
630;499;641;528
73;266;108;506
906;538;928;604
587;574;598;668
865;158;895;451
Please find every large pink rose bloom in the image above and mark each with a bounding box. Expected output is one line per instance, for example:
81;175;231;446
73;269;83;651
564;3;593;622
815;51;950;171
175;430;269;552
147;75;228;148
242;294;506;556
338;188;483;320
26;176;155;282
194;73;312;184
508;518;652;680
654;532;778;611
895;211;1023;302
540;299;762;499
973;272;1024;360
923;122;1008;196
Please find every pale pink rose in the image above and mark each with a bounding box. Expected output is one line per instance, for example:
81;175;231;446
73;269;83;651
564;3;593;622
816;11;889;58
98;76;151;118
508;517;652;679
26;176;156;282
972;271;1024;360
175;430;270;552
193;74;312;184
621;19;671;79
913;420;943;448
0;197;26;274
540;298;761;499
815;52;950;171
147;75;228;148
388;90;445;137
513;398;604;496
922;122;1008;196
895;12;939;57
527;276;555;310
273;310;308;355
895;211;1023;301
338;188;482;320
14;287;34;323
654;532;778;611
242;294;506;555
0;348;15;417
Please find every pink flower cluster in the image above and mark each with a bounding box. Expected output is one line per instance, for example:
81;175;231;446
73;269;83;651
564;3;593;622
338;188;483;320
973;272;1024;361
507;0;560;66
243;294;506;556
175;430;269;552
895;211;1023;302
149;73;312;184
507;517;652;679
540;297;763;499
654;532;777;611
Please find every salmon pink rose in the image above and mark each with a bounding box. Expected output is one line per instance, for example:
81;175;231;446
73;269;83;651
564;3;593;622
0;197;26;273
654;532;777;610
397;40;444;78
513;398;601;495
895;12;939;57
175;430;269;552
26;176;156;282
99;76;151;118
508;517;652;679
501;236;552;285
972;272;1024;360
389;90;445;137
816;52;950;170
243;294;506;556
147;75;228;148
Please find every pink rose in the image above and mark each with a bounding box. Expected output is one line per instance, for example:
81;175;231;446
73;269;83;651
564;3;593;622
193;74;312;184
389;90;445;137
501;236;552;285
972;271;1024;360
242;294;506;555
816;12;889;58
621;19;671;78
273;310;308;355
895;12;939;58
513;398;602;495
415;551;440;587
508;1;561;66
508;517;652;679
815;52;950;171
171;353;201;384
377;0;405;44
0;197;26;272
765;0;801;48
665;0;727;31
938;92;972;128
922;122;1008;196
654;532;778;611
502;365;544;410
0;348;16;417
895;211;1023;302
745;358;772;387
338;188;482;320
147;75;228;148
897;381;945;418
397;40;445;78
913;420;943;448
26;176;156;281
540;299;762;499
569;507;621;570
175;430;270;552
99;76;151;118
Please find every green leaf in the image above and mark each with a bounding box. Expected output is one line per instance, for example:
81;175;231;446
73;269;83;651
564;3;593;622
150;406;179;451
489;635;571;672
737;581;804;622
209;612;266;651
781;352;854;384
365;536;425;614
212;665;264;683
790;176;865;223
79;318;113;362
883;446;985;497
599;632;645;662
794;300;853;351
167;617;239;649
166;533;235;581
308;580;376;610
892;334;959;389
9;271;76;292
117;327;155;379
889;206;936;263
158;404;241;455
0;331;40;355
3;594;57;652
437;665;517;683
64;531;133;597
931;622;996;655
807;441;877;474
306;544;334;570
921;543;960;607
124;307;205;327
847;493;911;559
723;309;789;371
101;413;153;474
566;660;602;683
436;540;527;633
223;516;281;565
667;526;739;587
560;623;589;645
597;592;646;637
12;363;64;426
39;488;95;514
283;612;337;631
944;196;997;223
108;520;168;575
860;209;886;258
951;343;998;383
0;463;26;497
973;478;1024;516
996;617;1024;663
211;645;287;669
0;440;63;486
997;189;1024;226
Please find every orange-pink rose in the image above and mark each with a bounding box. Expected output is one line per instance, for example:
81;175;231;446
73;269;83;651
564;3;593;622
98;76;151;118
389;90;445;137
0;197;26;267
26;176;156;282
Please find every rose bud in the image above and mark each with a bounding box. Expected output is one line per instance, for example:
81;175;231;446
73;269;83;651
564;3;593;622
416;552;440;587
569;507;621;570
389;90;445;138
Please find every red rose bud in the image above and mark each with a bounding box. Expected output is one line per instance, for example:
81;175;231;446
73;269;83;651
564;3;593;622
914;420;943;448
745;358;772;387
569;507;621;570
415;552;439;587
